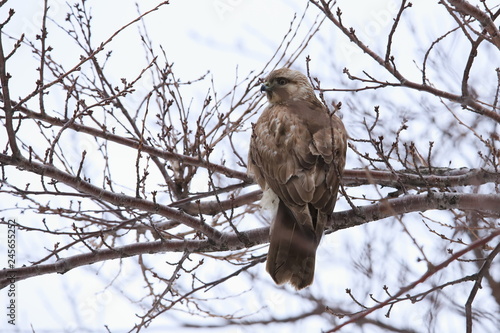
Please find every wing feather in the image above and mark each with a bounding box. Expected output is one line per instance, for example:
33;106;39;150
249;102;346;218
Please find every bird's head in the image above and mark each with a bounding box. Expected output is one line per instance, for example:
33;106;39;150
260;68;316;105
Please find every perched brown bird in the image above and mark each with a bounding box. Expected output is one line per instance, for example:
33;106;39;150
248;68;347;289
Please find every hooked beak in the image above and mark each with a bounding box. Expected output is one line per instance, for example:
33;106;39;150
260;82;270;92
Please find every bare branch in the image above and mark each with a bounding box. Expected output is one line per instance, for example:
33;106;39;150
0;153;224;242
465;242;500;333
310;0;500;123
447;0;500;49
326;230;500;332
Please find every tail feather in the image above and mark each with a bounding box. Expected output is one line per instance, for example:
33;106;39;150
266;201;322;289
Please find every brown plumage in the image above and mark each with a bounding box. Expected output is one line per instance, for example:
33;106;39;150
248;68;347;289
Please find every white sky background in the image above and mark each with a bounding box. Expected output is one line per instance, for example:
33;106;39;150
0;0;498;332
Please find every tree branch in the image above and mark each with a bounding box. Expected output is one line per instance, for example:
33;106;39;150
0;153;225;242
8;103;250;181
310;0;500;123
465;242;500;333
326;229;500;332
12;1;171;109
328;192;500;233
1;188;498;289
0;15;21;158
447;0;500;50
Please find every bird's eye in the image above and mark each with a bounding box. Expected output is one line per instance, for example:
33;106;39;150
276;78;288;85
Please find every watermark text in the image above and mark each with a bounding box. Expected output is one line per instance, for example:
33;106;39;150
5;219;17;325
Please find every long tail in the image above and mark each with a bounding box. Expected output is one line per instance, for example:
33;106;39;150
266;201;323;289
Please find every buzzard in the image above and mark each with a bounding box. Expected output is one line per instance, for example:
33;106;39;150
248;68;347;289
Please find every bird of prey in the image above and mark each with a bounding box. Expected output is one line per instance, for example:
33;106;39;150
248;68;347;289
